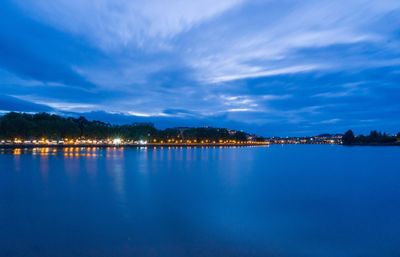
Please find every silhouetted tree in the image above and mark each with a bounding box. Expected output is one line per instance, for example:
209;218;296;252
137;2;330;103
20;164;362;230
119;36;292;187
368;130;380;142
0;112;256;142
342;130;355;145
342;129;398;145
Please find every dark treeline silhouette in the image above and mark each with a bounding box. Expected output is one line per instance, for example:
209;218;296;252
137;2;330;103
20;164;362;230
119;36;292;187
0;112;258;142
342;130;400;145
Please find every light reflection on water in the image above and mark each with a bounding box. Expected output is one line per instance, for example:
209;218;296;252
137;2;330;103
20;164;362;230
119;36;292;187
1;147;108;158
1;146;255;164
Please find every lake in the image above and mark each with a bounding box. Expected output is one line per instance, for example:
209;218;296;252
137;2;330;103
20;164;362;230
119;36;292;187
1;145;399;257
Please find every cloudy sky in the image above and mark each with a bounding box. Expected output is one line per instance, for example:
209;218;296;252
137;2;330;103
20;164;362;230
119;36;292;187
0;0;399;135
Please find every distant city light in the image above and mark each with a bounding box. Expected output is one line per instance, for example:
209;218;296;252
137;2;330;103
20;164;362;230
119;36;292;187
113;138;122;145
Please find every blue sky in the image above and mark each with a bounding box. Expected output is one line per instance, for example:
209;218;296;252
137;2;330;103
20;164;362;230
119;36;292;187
0;0;399;136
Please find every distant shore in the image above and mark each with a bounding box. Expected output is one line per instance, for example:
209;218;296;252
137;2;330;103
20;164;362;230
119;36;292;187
343;142;400;147
342;130;400;146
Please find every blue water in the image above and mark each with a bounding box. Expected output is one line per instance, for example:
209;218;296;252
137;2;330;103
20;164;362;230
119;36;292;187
0;145;399;257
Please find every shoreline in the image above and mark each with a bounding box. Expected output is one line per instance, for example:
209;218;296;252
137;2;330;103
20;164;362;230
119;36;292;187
2;142;399;149
0;142;269;149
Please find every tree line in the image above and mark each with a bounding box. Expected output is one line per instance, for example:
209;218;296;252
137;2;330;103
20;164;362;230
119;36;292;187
342;130;400;145
0;112;256;142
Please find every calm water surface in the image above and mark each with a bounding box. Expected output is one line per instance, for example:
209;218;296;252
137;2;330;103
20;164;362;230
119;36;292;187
1;145;399;257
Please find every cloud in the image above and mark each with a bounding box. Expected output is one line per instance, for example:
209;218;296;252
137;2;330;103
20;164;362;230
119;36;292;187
15;0;243;51
10;95;100;112
0;1;98;88
318;118;342;124
227;108;253;112
207;65;321;83
1;0;400;135
0;95;53;112
182;0;400;83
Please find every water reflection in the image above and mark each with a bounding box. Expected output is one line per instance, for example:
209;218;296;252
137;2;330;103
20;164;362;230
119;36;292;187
105;147;125;160
63;147;101;158
12;148;21;172
1;146;399;257
0;147;109;158
13;148;22;155
39;153;49;180
1;146;267;159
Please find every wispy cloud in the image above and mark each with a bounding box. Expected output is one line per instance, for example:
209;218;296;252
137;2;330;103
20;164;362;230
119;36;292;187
227;108;253;112
16;0;243;51
318;118;341;125
11;95;99;112
182;0;400;83
207;65;321;83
